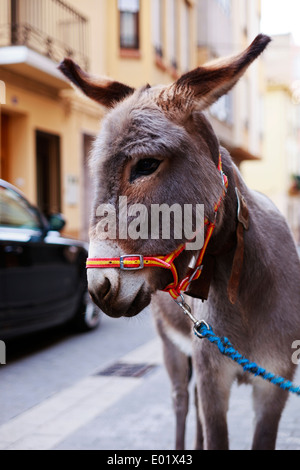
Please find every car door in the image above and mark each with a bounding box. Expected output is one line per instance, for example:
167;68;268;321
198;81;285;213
0;184;86;338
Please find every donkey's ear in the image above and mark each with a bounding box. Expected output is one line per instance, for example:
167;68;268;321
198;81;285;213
58;59;135;108
171;34;271;111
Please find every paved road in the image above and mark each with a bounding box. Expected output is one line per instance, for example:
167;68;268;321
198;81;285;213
0;307;300;451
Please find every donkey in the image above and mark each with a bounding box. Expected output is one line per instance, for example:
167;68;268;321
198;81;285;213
59;34;300;450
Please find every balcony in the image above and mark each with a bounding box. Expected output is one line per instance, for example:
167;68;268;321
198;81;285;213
0;0;89;87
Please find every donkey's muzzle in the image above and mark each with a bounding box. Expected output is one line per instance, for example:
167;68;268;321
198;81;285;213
87;240;152;318
88;272;151;318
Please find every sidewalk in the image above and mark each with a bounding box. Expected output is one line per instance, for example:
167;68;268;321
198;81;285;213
1;335;299;450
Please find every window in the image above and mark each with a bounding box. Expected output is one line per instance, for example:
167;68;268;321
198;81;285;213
36;131;61;217
119;0;140;50
0;186;41;229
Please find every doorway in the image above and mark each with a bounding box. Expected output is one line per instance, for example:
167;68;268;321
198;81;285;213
36;130;61;216
0;114;9;181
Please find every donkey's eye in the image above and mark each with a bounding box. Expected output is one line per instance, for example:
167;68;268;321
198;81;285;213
130;158;162;182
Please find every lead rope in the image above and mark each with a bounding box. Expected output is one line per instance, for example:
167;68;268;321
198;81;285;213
175;295;300;396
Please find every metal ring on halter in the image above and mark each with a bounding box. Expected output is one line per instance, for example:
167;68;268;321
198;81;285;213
193;320;210;339
174;294;210;339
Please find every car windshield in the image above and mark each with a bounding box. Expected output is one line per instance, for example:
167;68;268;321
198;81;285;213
0;186;41;229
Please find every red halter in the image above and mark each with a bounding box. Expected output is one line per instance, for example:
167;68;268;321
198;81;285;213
86;154;228;301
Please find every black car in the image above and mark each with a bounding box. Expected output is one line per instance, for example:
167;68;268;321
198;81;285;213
0;179;101;339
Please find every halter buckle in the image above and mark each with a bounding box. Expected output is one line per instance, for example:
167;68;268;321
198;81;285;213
120;254;144;271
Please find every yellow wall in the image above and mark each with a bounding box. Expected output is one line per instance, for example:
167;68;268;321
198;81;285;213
106;0;197;88
241;86;293;214
3;83;66;202
2;81;102;237
1;0;197;239
107;0;152;87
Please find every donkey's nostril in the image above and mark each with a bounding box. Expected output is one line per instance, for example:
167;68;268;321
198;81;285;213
89;277;111;308
89;291;99;306
101;277;111;299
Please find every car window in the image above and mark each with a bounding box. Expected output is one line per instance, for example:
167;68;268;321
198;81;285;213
0;186;42;229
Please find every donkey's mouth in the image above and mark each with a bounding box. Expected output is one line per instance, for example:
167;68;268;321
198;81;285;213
122;285;152;318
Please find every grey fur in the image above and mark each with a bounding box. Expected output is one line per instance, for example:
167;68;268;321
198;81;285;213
59;35;300;450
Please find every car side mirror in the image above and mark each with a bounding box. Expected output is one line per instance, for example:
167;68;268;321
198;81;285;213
48;213;66;232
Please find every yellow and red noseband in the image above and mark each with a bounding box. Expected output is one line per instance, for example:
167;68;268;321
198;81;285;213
86;154;228;301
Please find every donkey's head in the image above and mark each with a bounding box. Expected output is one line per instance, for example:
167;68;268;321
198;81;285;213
59;34;270;318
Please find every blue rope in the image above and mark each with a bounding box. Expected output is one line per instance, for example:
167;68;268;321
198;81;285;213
194;322;300;396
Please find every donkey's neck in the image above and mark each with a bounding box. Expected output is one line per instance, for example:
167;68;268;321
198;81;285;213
203;147;252;309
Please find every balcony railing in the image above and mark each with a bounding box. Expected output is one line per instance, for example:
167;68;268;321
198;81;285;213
0;0;89;70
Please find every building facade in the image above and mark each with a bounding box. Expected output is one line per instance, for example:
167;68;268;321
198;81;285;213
0;0;106;239
197;0;263;167
242;34;300;243
0;0;197;239
5;1;289;243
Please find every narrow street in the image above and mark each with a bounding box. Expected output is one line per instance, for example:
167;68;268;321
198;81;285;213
0;307;300;451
